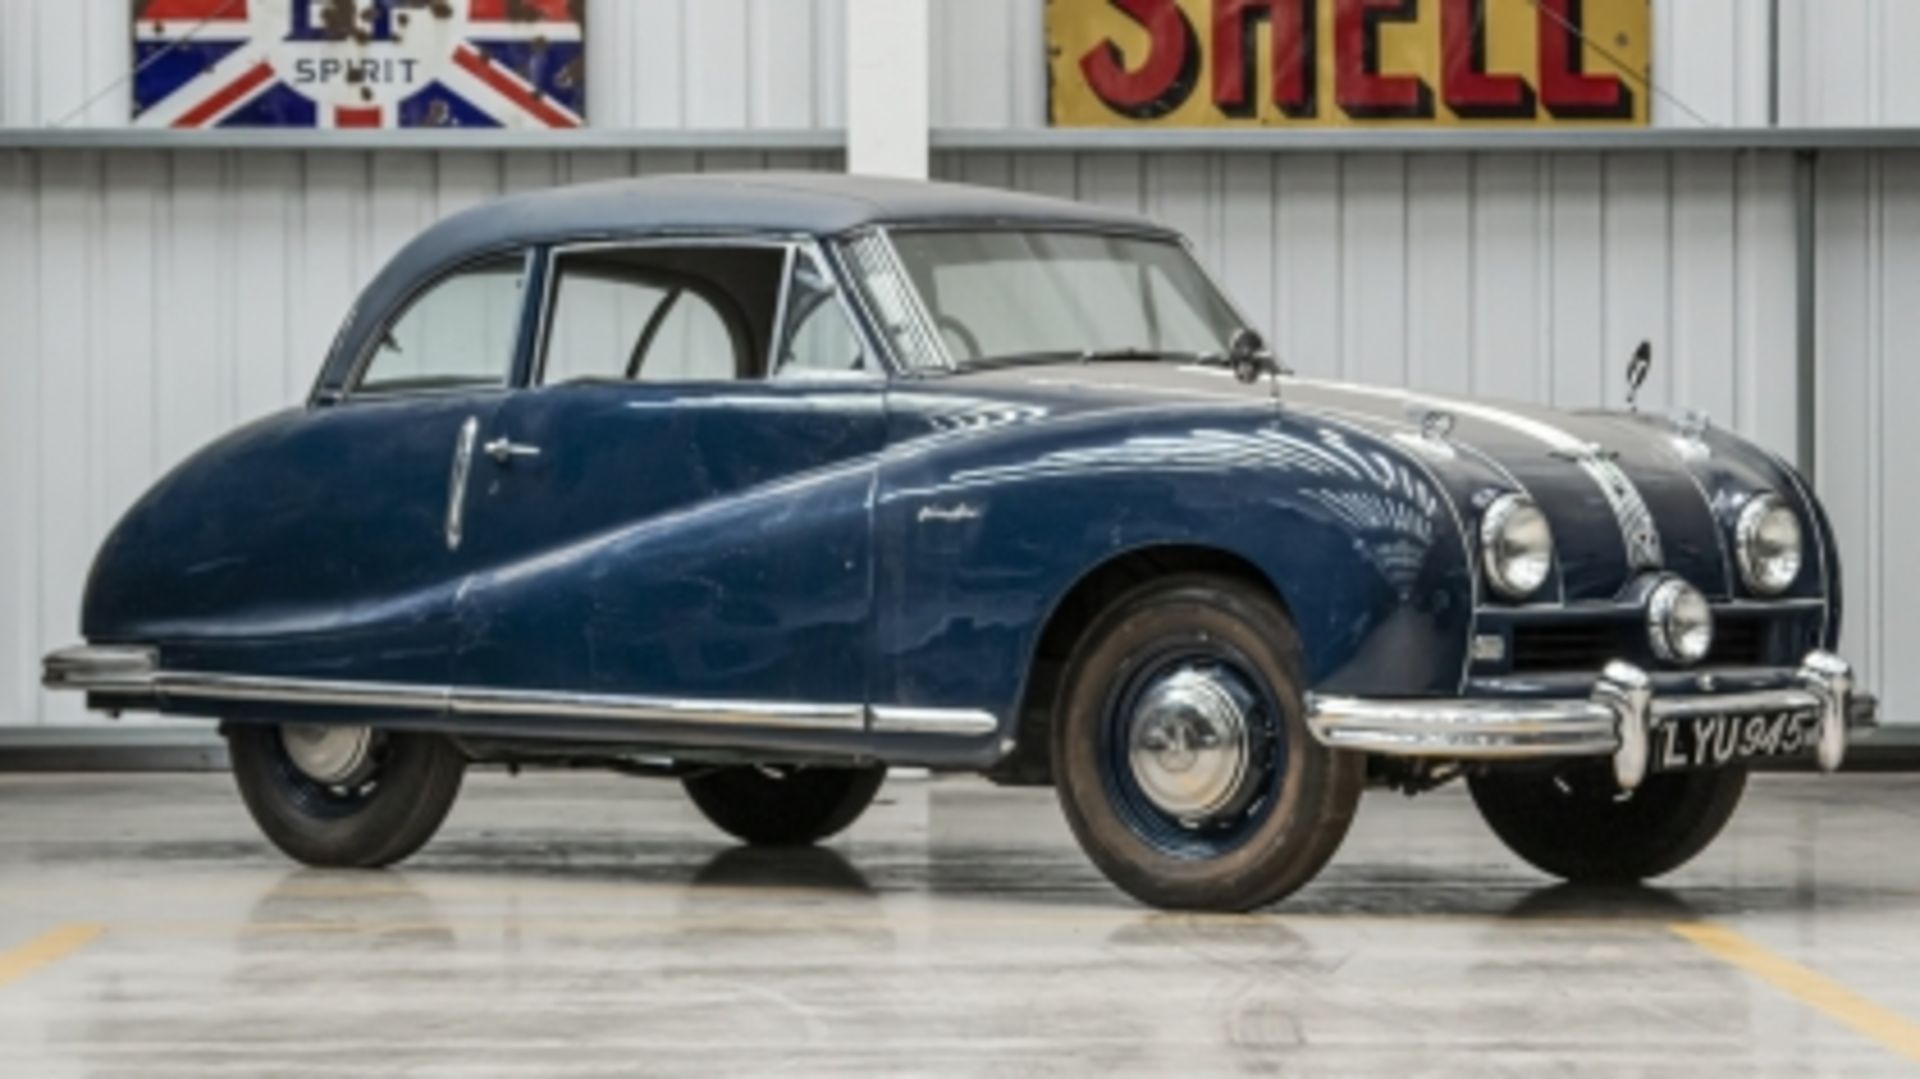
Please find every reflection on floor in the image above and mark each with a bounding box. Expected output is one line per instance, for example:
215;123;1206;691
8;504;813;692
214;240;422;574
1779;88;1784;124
1;772;1917;1075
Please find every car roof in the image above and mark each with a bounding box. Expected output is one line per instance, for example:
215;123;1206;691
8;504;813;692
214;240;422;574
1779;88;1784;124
322;173;1174;391
449;171;1167;240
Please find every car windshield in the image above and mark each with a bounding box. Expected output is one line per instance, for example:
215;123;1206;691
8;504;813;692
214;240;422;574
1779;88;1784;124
854;229;1246;371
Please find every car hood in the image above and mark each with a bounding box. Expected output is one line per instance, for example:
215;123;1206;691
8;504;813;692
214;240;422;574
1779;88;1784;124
911;361;1819;604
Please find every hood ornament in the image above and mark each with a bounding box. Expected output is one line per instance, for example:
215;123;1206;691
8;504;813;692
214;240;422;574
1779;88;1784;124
1625;340;1652;412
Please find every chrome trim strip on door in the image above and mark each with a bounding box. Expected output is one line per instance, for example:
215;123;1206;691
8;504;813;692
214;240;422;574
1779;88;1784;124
869;706;1000;737
445;415;480;551
41;647;999;739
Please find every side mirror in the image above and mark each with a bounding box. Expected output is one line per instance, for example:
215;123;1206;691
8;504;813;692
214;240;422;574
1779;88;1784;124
1228;328;1279;385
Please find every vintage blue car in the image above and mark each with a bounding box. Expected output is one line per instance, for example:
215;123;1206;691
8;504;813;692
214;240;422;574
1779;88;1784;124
45;174;1876;910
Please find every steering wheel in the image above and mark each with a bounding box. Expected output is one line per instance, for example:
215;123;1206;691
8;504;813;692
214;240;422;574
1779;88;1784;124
935;314;983;362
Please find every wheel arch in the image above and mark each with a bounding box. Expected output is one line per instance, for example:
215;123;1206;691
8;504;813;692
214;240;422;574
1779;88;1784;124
988;543;1293;787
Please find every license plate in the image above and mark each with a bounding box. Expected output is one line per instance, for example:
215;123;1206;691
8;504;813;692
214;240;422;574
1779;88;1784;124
1652;709;1823;772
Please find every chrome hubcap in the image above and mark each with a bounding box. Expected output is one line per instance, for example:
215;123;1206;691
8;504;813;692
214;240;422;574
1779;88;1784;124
1124;666;1253;821
280;724;375;786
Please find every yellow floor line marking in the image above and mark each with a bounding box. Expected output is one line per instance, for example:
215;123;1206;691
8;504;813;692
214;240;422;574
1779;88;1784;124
0;924;103;989
1673;921;1920;1065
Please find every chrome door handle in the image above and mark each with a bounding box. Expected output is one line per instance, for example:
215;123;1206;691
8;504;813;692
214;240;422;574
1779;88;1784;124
483;437;541;464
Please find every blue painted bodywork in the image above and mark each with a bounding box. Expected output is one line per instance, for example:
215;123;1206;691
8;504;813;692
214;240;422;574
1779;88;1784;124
73;175;1841;768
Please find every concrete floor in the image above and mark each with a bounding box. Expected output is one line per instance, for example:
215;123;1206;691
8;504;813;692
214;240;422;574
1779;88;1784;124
0;771;1916;1076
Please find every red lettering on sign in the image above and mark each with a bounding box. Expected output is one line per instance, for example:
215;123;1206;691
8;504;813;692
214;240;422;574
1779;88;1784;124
1081;0;1202;118
1536;0;1633;118
1212;0;1317;118
140;0;248;17
1334;0;1434;119
1441;0;1535;117
469;0;574;19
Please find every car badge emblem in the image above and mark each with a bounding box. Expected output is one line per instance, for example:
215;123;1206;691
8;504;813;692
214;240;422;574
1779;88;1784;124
1418;408;1455;442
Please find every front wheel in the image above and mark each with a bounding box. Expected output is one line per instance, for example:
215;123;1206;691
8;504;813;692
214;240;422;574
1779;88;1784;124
228;724;466;869
682;765;887;846
1052;575;1364;912
1468;763;1747;883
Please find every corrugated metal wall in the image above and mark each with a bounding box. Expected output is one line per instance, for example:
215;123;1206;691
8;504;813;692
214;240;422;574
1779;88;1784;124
0;0;1916;728
1812;151;1920;727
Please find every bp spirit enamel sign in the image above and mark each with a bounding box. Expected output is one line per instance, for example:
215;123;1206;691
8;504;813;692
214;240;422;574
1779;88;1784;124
133;0;584;129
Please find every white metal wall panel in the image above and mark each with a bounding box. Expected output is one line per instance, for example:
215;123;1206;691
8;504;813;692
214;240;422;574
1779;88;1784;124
1813;150;1920;727
1;0;848;129
1777;0;1920;126
0;148;841;728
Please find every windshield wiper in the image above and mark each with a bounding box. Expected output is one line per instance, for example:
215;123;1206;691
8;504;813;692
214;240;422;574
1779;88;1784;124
965;347;1223;370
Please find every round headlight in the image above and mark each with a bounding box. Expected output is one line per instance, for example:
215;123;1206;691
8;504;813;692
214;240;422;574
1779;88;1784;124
1736;493;1803;595
1648;578;1714;665
1481;494;1553;599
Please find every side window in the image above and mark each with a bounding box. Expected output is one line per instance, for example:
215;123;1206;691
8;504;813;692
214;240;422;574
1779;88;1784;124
541;247;774;384
775;251;867;377
357;255;525;393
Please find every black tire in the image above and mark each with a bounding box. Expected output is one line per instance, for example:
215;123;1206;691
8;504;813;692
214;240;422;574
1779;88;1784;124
1468;763;1748;883
1052;574;1364;912
682;765;887;846
227;724;466;869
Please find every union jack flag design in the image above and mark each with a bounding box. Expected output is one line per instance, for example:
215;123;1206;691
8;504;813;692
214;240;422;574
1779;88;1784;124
133;0;584;129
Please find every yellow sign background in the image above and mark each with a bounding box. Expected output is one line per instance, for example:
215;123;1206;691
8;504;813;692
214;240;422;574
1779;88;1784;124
1048;0;1649;127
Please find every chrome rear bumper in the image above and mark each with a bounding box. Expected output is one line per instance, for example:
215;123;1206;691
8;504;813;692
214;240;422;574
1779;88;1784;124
1307;650;1876;790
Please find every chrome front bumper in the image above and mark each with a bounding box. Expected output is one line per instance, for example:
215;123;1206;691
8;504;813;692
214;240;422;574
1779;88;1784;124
1306;650;1876;790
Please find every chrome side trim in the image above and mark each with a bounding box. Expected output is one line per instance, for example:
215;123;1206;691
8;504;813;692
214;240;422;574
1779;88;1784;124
450;687;862;731
869;706;1000;737
41;647;998;739
1307;650;1866;790
42;645;157;690
172;674;863;733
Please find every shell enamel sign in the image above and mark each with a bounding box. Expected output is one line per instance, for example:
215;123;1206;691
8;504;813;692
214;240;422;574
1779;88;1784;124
1048;0;1649;127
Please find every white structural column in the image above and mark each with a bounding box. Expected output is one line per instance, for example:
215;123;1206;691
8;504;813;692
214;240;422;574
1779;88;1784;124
846;0;930;178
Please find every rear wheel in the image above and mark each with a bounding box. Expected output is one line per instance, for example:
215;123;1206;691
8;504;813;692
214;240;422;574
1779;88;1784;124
1468;763;1747;883
682;765;887;846
227;724;466;869
1051;575;1364;912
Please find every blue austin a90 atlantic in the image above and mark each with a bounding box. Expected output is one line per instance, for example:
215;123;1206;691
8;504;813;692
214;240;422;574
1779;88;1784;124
45;175;1875;910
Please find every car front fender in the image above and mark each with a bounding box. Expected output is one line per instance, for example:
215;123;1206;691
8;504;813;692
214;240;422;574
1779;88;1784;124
871;404;1477;730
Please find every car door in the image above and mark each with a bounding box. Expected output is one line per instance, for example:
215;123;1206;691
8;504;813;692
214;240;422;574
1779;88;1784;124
95;253;530;685
450;241;887;708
